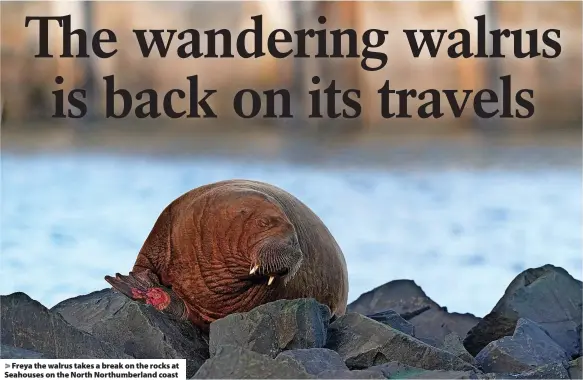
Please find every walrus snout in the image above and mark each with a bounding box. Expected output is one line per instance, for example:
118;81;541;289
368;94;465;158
249;233;303;286
285;234;299;248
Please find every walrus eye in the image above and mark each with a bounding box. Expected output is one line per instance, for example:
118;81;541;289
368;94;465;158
257;217;271;228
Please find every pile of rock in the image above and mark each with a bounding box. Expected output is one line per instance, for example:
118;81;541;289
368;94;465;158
1;264;581;379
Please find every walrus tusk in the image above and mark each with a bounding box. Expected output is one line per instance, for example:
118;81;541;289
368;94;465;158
250;264;259;275
268;276;275;286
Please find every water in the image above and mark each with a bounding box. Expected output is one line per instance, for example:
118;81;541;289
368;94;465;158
1;152;581;318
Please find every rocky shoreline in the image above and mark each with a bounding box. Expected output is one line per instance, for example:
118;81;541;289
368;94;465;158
1;264;581;379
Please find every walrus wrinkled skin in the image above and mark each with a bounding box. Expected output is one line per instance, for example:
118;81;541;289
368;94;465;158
105;179;349;331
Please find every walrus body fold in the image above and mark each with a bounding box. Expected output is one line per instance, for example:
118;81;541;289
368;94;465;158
105;179;349;331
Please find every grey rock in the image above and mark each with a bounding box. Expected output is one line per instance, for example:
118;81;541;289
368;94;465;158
577;324;582;357
349;279;480;346
51;288;209;378
193;345;314;379
209;298;330;358
568;357;582;380
440;332;477;365
51;288;128;332
476;362;571;379
365;362;423;378
475;318;569;373
364;310;415;336
0;344;44;359
325;312;476;371
316;369;385;379
276;348;348;375
403;370;478;379
464;265;582;358
364;362;478;379
0;292;130;359
511;362;571;379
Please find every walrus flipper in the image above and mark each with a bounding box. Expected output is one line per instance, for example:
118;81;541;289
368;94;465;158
104;270;188;321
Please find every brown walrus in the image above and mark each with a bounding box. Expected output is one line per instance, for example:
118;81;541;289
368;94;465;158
105;179;348;331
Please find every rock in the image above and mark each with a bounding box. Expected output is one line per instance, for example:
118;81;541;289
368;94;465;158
402;370;478;379
439;333;477;366
276;348;348;375
364;362;477;379
348;279;480;346
567;357;582;380
511;362;571;379
463;265;582;358
51;288;128;332
316;369;385;379
364;310;415;336
477;362;572;379
365;362;424;378
0;292;130;359
51;289;209;377
193;345;314;379
325;312;476;371
0;344;44;359
209;298;330;358
475;318;569;373
577;324;582;357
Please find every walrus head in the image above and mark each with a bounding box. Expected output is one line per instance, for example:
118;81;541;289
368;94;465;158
207;187;304;288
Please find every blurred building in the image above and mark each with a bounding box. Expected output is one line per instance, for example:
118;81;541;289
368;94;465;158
1;1;581;131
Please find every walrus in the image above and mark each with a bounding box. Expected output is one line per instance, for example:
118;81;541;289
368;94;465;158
105;179;349;331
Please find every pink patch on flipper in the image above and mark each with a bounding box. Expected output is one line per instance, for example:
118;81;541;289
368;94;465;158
131;288;147;299
145;287;171;311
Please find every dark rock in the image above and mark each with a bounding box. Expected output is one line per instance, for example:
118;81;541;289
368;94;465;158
325;312;476;371
577;324;582;357
51;288;128;332
365;362;478;379
568;357;582;380
51;288;209;378
365;362;423;378
316;369;385;379
276;348;348;375
511;362;571;379
401;370;478;379
193;345;314;379
209;298;330;358
440;332;477;366
477;362;572;379
364;310;415;336
464;265;582;358
348;279;480;346
475;318;569;373
0;292;130;359
0;344;44;359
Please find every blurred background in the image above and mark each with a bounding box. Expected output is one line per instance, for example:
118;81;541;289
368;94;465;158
1;1;581;318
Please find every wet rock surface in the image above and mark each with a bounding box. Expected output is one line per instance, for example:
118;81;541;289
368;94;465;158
1;264;580;380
